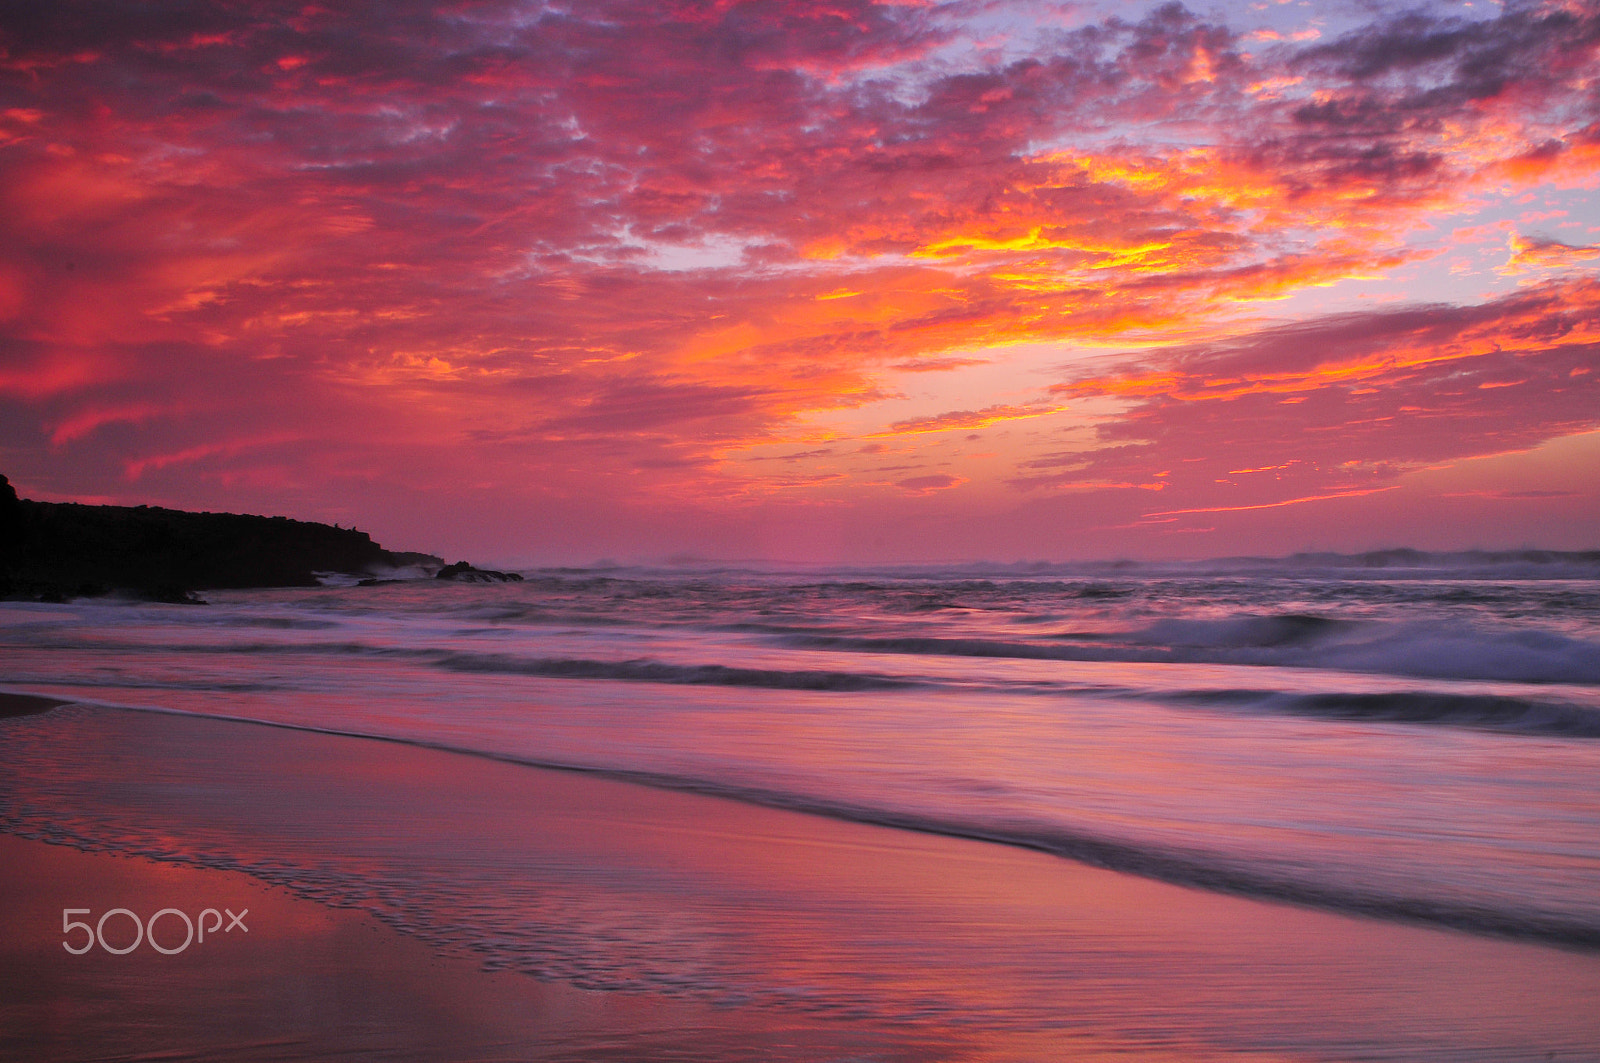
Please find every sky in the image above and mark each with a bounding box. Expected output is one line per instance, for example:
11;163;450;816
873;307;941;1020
2;0;1598;564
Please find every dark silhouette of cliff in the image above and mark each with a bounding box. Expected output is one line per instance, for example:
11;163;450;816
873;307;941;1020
0;474;442;602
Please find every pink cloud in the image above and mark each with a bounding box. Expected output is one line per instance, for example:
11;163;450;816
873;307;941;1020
1;0;1597;557
1031;278;1600;521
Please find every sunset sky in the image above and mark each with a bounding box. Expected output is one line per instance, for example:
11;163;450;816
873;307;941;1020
2;0;1597;563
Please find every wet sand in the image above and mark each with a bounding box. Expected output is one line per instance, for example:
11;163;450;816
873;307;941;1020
1;834;975;1063
3;696;1599;1062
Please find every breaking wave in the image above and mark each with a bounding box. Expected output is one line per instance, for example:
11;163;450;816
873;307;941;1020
783;614;1600;684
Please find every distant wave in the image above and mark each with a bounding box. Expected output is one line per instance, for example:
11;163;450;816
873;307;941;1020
783;614;1600;684
129;614;1598;688
430;651;919;691
18;609;1600;695
569;548;1600;582
215;616;343;630
1168;689;1600;738
1259;548;1600;579
1134;613;1355;648
786;634;1109;661
6;633;926;693
12;700;1599;952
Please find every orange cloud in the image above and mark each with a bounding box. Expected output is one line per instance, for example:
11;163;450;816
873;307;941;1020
881;403;1064;436
1500;233;1600;275
1;0;1597;557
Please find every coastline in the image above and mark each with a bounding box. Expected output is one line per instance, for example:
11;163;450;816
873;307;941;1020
4;697;1599;1061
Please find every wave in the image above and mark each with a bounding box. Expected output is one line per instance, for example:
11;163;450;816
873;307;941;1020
783;615;1600;684
215;616;343;630
6;632;927;692
1301;624;1600;684
1169;689;1600;737
594;548;1600;582
1134;613;1354;648
430;651;920;691
13;699;1600;952
786;634;1106;661
165;613;1590;691
1269;548;1600;579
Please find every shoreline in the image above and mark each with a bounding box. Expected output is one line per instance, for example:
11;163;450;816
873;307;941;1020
4;698;1600;1060
10;684;1597;953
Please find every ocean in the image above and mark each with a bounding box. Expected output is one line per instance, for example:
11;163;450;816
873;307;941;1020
4;552;1600;1058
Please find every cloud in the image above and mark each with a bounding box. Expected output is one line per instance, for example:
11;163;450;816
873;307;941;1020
1033;277;1600;514
894;472;965;494
1501;233;1600;274
883;402;1063;435
1;0;1597;553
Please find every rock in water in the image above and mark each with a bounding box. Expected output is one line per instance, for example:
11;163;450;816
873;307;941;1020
435;561;523;583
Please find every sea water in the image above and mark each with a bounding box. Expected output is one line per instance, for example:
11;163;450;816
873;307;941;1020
4;553;1600;1063
4;553;1598;950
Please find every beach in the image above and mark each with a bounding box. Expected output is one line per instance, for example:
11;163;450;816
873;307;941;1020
5;690;1600;1062
4;562;1600;1059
